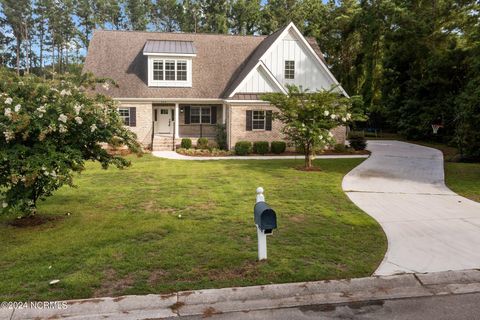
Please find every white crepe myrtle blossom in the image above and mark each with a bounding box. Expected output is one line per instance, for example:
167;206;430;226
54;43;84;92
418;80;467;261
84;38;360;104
342;117;347;122
346;113;352;120
74;104;82;115
58;114;68;123
3;130;14;142
75;116;83;124
324;110;329;116
5;97;13;104
330;114;337;119
14;104;21;112
59;124;68;133
60;89;71;96
4;108;12;118
90;124;97;132
2;202;7;208
102;82;110;91
328;131;334;137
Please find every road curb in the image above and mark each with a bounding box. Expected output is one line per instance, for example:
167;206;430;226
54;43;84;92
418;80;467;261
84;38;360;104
5;269;480;319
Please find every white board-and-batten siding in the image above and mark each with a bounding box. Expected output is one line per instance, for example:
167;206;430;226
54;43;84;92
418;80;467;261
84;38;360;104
236;67;280;93
237;29;336;94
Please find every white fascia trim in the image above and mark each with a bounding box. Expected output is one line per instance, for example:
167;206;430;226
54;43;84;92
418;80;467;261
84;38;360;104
143;52;197;57
258;61;288;95
228;61;287;98
224;100;271;104
263;22;349;98
114;98;224;103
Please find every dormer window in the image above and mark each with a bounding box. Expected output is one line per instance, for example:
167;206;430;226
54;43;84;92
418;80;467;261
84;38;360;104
143;40;196;87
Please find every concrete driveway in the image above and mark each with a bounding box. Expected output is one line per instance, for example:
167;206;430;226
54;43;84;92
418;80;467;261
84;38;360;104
343;140;480;275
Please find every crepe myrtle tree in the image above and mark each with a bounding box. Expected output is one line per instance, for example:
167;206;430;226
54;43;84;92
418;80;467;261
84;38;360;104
262;86;361;168
0;69;141;217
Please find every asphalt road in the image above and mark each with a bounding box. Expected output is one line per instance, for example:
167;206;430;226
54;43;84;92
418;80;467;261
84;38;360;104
172;293;480;320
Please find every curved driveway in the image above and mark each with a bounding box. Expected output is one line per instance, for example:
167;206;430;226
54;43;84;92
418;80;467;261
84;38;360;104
343;140;480;275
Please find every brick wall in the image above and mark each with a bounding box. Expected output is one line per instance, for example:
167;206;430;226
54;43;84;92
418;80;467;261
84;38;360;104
228;105;286;148
118;102;153;147
228;104;347;149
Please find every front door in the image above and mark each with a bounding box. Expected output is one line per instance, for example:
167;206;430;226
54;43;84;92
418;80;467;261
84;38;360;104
154;107;172;134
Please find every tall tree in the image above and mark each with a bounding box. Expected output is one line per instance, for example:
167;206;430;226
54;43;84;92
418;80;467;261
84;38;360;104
228;0;261;35
1;0;32;74
152;0;182;32
259;0;303;34
199;0;229;33
125;0;151;30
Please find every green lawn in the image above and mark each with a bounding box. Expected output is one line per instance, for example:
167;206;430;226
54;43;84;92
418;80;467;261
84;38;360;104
0;155;386;301
445;163;480;202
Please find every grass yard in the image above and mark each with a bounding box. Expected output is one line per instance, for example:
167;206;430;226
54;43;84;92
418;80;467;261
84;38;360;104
445;163;480;202
0;155;386;301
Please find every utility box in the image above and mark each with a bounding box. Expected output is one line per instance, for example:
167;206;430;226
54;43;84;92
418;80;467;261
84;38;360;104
254;201;277;234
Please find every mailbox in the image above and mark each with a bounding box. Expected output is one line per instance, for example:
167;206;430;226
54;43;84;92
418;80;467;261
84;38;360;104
254;201;277;234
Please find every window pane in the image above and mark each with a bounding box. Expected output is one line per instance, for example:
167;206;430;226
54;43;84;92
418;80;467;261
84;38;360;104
177;61;187;81
191;107;200;124
118;108;130;126
165;60;176;80
201;107;211;124
252;111;265;130
285;60;295;79
153;61;163;80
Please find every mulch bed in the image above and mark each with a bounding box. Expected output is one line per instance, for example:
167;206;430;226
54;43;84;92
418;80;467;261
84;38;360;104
8;214;64;228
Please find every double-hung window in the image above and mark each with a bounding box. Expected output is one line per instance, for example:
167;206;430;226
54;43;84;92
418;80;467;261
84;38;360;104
190;107;211;124
153;61;163;80
118;108;130;126
252;110;266;130
284;60;295;80
177;61;187;81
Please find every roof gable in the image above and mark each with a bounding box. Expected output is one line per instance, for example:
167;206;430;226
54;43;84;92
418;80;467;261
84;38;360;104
225;22;348;98
231;61;287;96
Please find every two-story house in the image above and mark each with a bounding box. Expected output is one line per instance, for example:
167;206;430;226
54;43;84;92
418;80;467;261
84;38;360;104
84;22;348;151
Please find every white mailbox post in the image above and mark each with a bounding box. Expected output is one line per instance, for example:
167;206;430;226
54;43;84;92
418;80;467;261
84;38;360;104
254;187;277;261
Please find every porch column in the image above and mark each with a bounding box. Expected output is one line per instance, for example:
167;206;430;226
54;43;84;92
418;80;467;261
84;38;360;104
222;104;226;124
174;103;179;139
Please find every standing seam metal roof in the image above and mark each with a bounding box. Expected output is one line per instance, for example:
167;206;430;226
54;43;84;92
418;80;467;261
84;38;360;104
143;40;197;54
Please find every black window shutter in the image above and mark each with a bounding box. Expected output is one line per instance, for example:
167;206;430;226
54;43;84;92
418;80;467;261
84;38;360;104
211;106;217;124
266;110;272;131
129;107;136;127
184;106;190;124
246;110;252;131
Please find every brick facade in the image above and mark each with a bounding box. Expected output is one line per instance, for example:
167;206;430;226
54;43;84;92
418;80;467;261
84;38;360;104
228;104;286;149
117;101;346;150
227;104;347;150
119;102;153;147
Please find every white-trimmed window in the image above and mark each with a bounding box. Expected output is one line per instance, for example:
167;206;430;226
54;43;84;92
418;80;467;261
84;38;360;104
177;61;187;81
285;60;295;80
153;61;163;80
118;108;130;126
149;57;192;87
191;106;211;124
252;110;266;130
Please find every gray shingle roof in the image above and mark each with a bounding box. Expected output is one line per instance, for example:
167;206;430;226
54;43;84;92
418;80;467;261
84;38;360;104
143;40;197;55
84;28;327;100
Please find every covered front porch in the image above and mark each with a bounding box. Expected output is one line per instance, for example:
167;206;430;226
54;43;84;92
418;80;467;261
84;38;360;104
151;103;226;150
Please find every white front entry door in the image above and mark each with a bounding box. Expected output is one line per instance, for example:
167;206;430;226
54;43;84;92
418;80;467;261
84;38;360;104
154;108;172;134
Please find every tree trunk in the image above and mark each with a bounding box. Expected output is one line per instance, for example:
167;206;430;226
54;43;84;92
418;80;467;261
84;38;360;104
304;144;313;168
39;27;44;76
15;39;21;75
